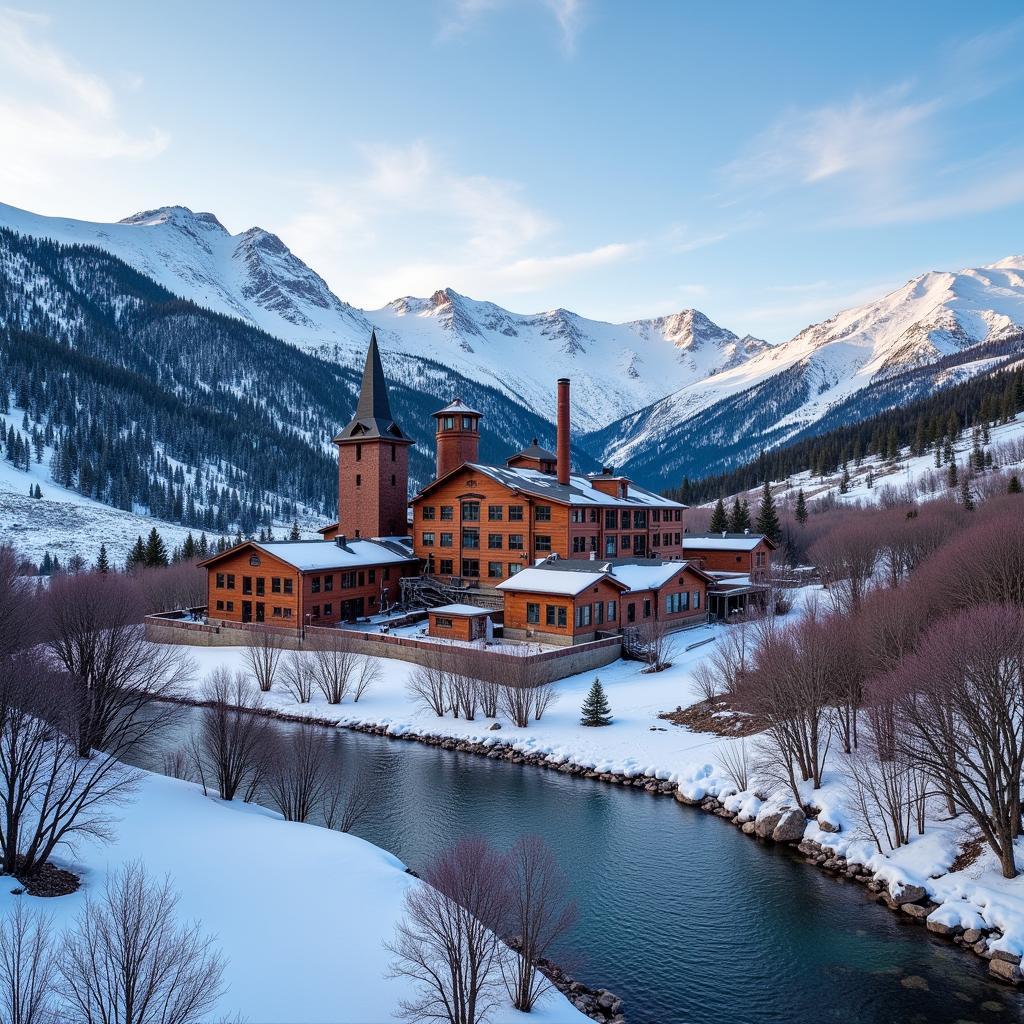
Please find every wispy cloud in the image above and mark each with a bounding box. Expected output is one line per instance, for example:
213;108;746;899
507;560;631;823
0;7;167;205
438;0;587;54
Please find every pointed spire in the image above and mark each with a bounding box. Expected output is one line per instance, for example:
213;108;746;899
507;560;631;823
335;330;411;443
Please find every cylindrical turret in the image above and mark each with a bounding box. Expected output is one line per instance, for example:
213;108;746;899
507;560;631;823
433;399;482;480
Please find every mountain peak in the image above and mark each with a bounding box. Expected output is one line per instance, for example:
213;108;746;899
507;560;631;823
119;206;226;232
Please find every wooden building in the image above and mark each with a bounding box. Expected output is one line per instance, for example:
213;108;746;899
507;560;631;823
496;556;712;645
410;379;686;585
683;533;775;583
199;537;419;627
427;603;494;642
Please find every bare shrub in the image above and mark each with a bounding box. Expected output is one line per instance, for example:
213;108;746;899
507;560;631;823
530;682;558;722
693;617;758;703
478;675;500;720
242;626;285;692
387;838;509;1024
718;739;751;793
639;615;677;672
321;766;377;834
502;835;576;1013
44;572;192;758
192;668;268;801
132;560;207;614
264;726;329;823
810;517;880;614
872;603;1024;878
351;654;381;703
0;903;57;1024
280;650;315;704
407;655;449;717
0;546;40;658
59;862;227;1024
307;632;368;705
161;748;193;782
494;649;543;729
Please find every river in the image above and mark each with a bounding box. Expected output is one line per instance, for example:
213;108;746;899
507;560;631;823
129;708;1024;1024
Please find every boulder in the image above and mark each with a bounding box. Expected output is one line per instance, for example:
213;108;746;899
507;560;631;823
675;790;701;806
889;883;928;906
741;821;757;835
926;918;957;937
754;809;785;839
597;992;616;1010
963;928;984;944
487;722;501;730
901;903;929;920
817;818;841;833
771;808;808;843
989;958;1021;984
990;949;1022;965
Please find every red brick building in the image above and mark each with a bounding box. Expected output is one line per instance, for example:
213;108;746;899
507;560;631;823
682;533;775;583
199;537;419;627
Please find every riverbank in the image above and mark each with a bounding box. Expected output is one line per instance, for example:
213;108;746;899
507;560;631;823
2;769;590;1023
160;622;1024;990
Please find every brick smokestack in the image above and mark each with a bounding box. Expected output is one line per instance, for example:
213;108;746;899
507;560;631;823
557;378;570;486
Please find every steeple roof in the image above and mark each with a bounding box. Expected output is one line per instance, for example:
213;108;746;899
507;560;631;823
334;331;411;444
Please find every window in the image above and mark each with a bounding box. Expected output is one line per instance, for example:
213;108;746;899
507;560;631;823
226;600;234;612
384;568;391;580
605;510;617;530
440;505;454;520
756;551;766;567
666;592;690;614
545;604;557;626
341;571;356;588
488;505;503;521
461;558;479;577
572;536;587;553
589;535;598;551
323;602;333;617
422;506;436;520
607;600;617;621
249;555;261;567
462;528;480;549
462;415;474;430
535;535;552;552
391;474;396;486
621;534;631;550
215;572;225;588
358;571;365;586
594;601;604;625
509;563;521;575
369;569;376;584
604;536;617;557
508;534;524;550
256;577;265;596
440;532;453;548
242;576;252;595
282;608;292;619
312;605;321;618
422;531;435;546
571;509;585;524
283;578;293;595
462;501;480;522
634;535;647;556
488;561;504;579
216;599;224;611
226;573;235;590
621;511;630;529
391;443;396;462
627;603;636;623
355;443;362;462
272;577;281;593
643;599;651;618
435;616;454;628
693;591;701;610
675;509;682;522
488;533;503;549
443;415;455;429
272;606;282;617
535;505;551;522
527;603;540;624
675;532;682;545
589;509;599;523
634;510;647;529
311;576;321;594
440;559;454;575
653;509;661;523
509;505;524;521
576;604;592;627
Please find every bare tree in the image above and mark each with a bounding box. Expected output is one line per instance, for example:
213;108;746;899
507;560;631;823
693;616;759;704
321;767;377;834
280;650;315;704
407;656;449;717
718;738;751;793
530;682;558;722
263;726;329;823
161;748;193;782
873;603;1024;878
0;653;139;876
132;561;207;614
192;669;269;802
242;627;285;693
351;654;382;703
44;573;193;758
502;836;576;1013
639;615;677;672
0;546;40;659
387;838;509;1024
59;862;227;1024
0;904;58;1024
307;632;368;705
810;518;881;614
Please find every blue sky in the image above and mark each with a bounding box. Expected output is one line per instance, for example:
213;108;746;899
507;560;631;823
1;1;1023;340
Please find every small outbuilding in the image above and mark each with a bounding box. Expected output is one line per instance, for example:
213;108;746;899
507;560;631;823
427;603;494;642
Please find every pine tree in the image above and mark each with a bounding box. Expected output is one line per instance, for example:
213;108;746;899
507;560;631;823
794;489;808;525
960;476;975;511
32;483;41;499
839;465;850;494
126;535;147;570
947;460;959;488
1009;474;1022;495
580;678;613;727
289;519;301;541
95;544;110;574
181;532;197;560
755;481;781;543
144;527;169;567
709;498;728;534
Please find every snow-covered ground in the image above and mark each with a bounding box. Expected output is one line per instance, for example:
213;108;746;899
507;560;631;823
0;770;587;1023
163;602;1024;966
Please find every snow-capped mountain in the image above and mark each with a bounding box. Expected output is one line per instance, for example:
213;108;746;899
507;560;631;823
595;257;1024;482
0;202;763;433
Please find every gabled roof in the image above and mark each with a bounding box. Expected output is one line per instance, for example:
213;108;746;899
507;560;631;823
198;538;418;573
414;462;686;509
507;438;556;464
334;331;411;443
684;533;776;552
496;565;624;597
430;603;493;617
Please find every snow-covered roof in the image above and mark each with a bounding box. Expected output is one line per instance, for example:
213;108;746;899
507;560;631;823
684;533;770;552
201;538;418;573
453;464;685;509
434;399;482;417
505;556;709;595
495;566;611;597
430;603;492;617
609;561;695;592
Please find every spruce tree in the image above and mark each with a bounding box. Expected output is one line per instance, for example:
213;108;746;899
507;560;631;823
1009;474;1023;495
947;460;959;488
96;543;110;574
794;489;808;525
960;476;975;512
143;527;169;568
580;678;613;727
755;481;781;543
126;536;147;570
289;519;301;541
709;498;728;534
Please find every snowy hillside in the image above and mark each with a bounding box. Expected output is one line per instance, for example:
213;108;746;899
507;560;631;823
0;202;764;432
597;259;1024;481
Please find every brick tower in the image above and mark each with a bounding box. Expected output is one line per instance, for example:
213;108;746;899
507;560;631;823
433;399;482;479
333;331;412;539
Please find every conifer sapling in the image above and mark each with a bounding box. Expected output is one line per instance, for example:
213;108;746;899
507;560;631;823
580;678;612;727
